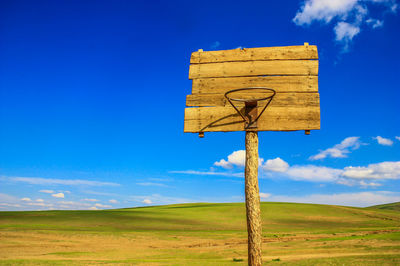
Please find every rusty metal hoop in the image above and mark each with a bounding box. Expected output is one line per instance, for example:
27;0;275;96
224;87;276;129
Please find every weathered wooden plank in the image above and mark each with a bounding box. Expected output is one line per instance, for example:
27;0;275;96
191;76;318;94
186;92;320;107
190;45;318;64
189;60;318;79
184;106;320;132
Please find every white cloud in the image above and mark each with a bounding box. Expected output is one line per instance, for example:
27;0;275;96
39;190;54;194
220;150;246;167
10;177;120;186
286;165;343;182
366;18;384;28
36;199;44;202
309;136;363;160
83;198;98;202
21;197;32;202
94;203;111;208
109;199;118;204
136;182;169;187
52;193;65;198
262;157;289;172
214;150;264;169
214;159;232;169
395;136;400;141
336;178;382;187
131;194;194;206
334;21;360;42
59;201;91;208
89;207;98;210
170;170;243;178
342;161;400;179
81;190;118;197
293;0;396;50
142;199;152;204
261;155;399;184
260;193;271;200
27;202;53;207
0;194;22;209
0;203;22;208
268;191;400;207
293;0;359;25
359;180;382;188
374;136;393;146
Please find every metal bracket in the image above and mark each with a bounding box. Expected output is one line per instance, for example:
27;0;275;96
245;101;258;130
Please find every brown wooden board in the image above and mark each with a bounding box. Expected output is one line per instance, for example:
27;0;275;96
192;76;318;94
184;106;320;132
189;60;318;79
186;92;319;107
190;45;318;64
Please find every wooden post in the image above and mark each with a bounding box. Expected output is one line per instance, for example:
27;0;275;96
245;131;262;266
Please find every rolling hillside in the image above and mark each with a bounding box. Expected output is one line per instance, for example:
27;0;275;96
368;202;400;212
1;202;400;265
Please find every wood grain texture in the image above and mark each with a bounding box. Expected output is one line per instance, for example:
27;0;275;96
245;131;262;266
190;45;318;64
191;76;318;94
186;92;320;107
189;60;318;79
184;106;320;132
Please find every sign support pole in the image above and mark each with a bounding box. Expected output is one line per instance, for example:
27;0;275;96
245;131;262;266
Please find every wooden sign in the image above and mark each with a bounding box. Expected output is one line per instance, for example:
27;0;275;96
184;43;320;133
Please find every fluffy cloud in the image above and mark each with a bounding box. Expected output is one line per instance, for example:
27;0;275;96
131;194;194;206
214;150;246;168
267;191;400;207
293;0;359;25
83;198;98;202
262;157;342;182
136;182;169;187
109;199;118;204
262;158;289;172
21;197;32;202
286;165;343;182
142;199;152;204
10;177;120;187
396;136;400;141
214;150;264;169
374;136;393;146
309;136;363;160
334;21;360;42
39;190;54;194
52;193;65;198
342;161;400;179
262;157;400;185
94;203;111;208
170;170;243;178
260;193;271;200
366;18;384;28
336;178;382;187
27;202;53;207
293;0;397;50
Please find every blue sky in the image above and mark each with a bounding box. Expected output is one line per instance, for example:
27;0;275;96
1;0;399;210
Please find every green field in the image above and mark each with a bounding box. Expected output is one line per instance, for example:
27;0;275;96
1;202;400;265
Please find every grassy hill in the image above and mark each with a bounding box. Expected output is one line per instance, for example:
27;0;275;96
368;202;400;212
1;202;400;265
